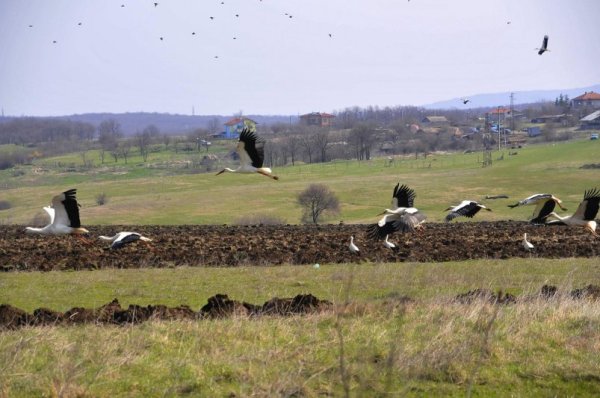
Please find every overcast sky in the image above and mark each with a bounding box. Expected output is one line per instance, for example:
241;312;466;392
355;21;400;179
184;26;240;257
1;0;599;117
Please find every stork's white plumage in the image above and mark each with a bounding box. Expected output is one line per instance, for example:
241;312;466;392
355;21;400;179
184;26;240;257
545;188;600;235
349;236;360;254
383;235;396;249
367;183;426;240
99;232;153;250
508;193;566;224
522;233;534;250
25;189;89;235
444;200;492;222
216;128;279;180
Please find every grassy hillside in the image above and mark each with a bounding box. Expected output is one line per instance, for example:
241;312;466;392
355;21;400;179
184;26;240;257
1;138;598;225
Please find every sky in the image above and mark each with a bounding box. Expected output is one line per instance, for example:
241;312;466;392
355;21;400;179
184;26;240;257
1;0;599;117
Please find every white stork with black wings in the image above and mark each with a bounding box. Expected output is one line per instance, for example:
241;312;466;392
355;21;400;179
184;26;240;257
216;128;279;180
25;189;89;235
99;232;153;250
444;200;492;222
545;188;600;235
508;193;566;224
367;183;426;240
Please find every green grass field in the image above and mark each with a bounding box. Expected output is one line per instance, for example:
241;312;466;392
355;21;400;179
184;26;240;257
1;138;599;225
1;259;599;397
1;137;600;396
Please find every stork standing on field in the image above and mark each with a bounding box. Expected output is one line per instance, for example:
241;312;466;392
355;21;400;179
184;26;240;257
99;232;153;250
444;200;492;222
508;193;567;224
522;233;534;250
349;236;360;254
25;189;89;236
383;235;396;249
544;188;600;235
216;128;279;180
367;183;426;240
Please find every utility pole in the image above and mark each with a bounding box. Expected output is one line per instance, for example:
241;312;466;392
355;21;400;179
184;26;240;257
497;106;501;151
509;92;515;131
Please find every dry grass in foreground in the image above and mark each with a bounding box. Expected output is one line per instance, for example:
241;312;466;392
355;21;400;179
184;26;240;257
1;294;599;397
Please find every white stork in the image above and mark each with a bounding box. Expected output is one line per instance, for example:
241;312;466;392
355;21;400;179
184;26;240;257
367;183;426;240
444;200;492;222
349;236;360;254
544;188;600;235
99;232;153;250
507;193;567;224
383;235;396;249
522;233;534;250
536;35;549;55
25;189;89;235
216;128;279;180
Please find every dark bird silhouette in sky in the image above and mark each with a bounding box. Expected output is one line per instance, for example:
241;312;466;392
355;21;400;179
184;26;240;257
536;35;549;55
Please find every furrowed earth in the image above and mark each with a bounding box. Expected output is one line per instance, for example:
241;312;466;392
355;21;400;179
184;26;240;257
0;222;598;272
1;222;599;328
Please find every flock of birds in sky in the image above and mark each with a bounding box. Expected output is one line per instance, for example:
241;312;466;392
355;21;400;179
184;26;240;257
27;1;312;60
25;1;551;71
24;129;599;255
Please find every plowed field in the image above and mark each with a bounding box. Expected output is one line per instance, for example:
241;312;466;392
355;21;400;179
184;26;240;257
1;222;598;272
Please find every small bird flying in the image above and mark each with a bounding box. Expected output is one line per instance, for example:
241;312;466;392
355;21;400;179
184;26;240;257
536;35;549;55
444;200;492;222
216;128;279;180
367;183;426;240
544;188;600;235
25;189;89;235
99;232;152;250
461;98;470;104
508;193;566;224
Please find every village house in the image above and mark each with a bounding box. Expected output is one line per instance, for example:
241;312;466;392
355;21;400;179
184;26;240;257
299;112;336;127
219;117;257;139
580;110;600;129
421;116;448;125
571;91;600;108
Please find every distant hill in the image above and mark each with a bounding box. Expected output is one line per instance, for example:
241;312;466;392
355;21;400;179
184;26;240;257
422;84;600;110
0;113;297;135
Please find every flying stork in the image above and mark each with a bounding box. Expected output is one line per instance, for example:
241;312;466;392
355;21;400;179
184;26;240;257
25;189;89;236
216;128;279;180
444;200;492;222
507;193;567;224
544;188;600;235
99;232;153;250
367;183;426;240
536;35;549;55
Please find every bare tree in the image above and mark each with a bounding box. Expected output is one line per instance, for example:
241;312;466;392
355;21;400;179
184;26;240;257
348;123;376;160
313;130;330;163
283;135;301;166
119;139;132;164
98;119;122;164
300;134;315;164
297;183;341;224
207;117;221;135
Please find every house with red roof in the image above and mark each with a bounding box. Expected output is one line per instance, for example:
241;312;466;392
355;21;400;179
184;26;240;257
220;117;257;139
571;91;600;108
299;112;336;127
